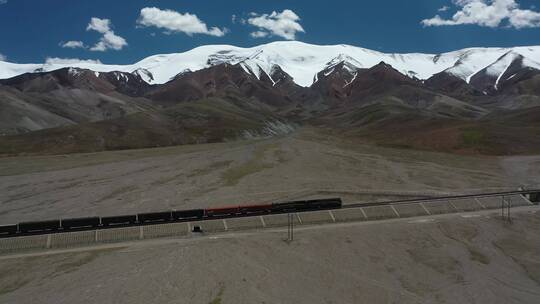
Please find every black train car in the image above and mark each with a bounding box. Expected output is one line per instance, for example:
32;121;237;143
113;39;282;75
238;204;273;214
205;206;241;217
61;217;101;230
101;215;137;227
18;220;61;233
137;211;172;224
306;198;342;209
172;209;204;220
0;224;18;236
271;200;310;213
271;198;342;213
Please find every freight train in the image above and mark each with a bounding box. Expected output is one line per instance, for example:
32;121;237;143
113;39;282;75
0;198;342;237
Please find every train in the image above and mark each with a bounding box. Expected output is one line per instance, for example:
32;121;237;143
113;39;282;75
0;198;342;237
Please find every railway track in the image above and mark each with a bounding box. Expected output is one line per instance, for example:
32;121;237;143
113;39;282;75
1;189;538;240
343;189;540;209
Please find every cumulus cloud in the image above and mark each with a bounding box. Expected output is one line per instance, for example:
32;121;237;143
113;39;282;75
0;0;7;5
86;17;127;51
0;53;6;61
247;9;305;40
60;40;86;49
438;6;450;12
422;0;540;28
44;57;102;65
250;31;268;38
137;7;227;37
90;32;128;51
86;17;112;34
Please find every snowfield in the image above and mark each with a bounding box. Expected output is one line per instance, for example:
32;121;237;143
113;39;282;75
1;41;540;87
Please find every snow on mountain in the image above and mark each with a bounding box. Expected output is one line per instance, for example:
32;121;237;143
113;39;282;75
466;50;540;92
442;49;508;83
0;61;42;79
442;46;540;83
324;54;363;73
486;52;528;90
1;41;540;87
485;52;521;81
132;68;154;83
484;51;540;87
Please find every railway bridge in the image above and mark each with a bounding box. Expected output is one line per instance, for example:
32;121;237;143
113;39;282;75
0;189;538;255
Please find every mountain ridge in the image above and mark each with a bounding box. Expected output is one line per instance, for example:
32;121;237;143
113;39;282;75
2;41;540;87
1;48;540;156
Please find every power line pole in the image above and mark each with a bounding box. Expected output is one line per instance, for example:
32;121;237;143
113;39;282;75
507;196;511;222
501;195;504;218
287;213;294;242
501;195;512;223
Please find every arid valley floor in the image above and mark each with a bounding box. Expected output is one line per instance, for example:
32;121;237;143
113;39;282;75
1;128;539;223
0;128;539;304
0;208;539;304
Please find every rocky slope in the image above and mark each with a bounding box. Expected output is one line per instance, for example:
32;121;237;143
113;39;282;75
1;42;540;155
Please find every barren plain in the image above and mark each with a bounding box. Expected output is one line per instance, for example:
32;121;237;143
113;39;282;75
1;128;538;223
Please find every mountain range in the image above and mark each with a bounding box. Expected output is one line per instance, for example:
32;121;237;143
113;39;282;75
1;41;539;155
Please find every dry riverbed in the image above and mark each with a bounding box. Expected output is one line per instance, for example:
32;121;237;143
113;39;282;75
0;128;537;223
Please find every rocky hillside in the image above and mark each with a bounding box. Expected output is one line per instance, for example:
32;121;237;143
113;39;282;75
1;42;540;155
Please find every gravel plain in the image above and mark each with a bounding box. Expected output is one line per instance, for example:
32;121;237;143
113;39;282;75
0;208;539;304
0;128;533;223
1;128;539;303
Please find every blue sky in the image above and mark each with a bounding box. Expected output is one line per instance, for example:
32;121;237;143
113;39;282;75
0;0;539;64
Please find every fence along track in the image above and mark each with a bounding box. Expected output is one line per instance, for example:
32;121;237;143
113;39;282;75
0;190;538;255
343;189;538;209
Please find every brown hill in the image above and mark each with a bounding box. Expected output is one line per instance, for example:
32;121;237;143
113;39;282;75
0;96;288;156
1;60;540;156
0;68;156;135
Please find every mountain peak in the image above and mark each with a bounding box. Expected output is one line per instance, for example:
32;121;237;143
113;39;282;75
325;54;363;71
373;61;394;69
469;49;540;93
1;43;540;88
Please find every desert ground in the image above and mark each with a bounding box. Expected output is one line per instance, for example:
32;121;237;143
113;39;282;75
0;208;539;304
0;127;539;224
1;127;540;304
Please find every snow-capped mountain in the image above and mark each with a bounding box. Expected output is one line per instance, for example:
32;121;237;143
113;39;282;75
2;41;540;87
1;42;540;155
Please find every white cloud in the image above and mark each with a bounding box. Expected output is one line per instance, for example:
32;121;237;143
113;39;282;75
86;17;111;34
44;57;102;65
250;31;268;38
422;0;540;28
86;17;127;51
0;53;6;61
0;0;7;5
60;40;86;49
247;9;305;40
509;7;540;28
90;31;128;51
137;7;227;37
438;6;450;12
